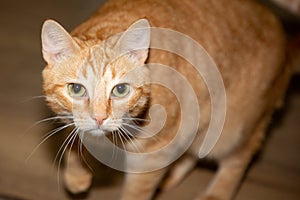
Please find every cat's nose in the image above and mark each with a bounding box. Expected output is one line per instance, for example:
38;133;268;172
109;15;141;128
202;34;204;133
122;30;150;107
95;116;107;126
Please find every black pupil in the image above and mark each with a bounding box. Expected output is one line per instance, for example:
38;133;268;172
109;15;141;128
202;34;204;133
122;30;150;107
116;84;126;94
73;84;82;93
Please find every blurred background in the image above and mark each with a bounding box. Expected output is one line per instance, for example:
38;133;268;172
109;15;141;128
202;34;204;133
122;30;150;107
0;0;299;199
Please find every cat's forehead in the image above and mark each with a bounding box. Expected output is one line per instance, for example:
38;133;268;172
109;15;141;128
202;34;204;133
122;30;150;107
77;44;135;82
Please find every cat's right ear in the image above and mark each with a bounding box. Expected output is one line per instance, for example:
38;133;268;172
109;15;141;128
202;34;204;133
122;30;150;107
41;20;79;66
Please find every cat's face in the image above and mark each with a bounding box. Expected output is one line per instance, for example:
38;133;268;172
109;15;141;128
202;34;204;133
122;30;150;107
41;19;151;136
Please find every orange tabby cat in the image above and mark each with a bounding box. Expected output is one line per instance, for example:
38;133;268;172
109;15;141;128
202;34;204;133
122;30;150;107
41;0;291;199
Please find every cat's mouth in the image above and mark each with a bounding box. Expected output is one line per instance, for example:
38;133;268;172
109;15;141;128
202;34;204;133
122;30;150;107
73;114;144;138
74;117;124;137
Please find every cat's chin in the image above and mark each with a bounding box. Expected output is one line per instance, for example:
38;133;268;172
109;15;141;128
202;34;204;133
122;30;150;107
85;126;120;137
86;129;109;136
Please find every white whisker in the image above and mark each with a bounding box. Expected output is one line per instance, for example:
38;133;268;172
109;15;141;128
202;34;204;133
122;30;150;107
77;131;94;173
122;117;150;122
66;128;80;165
120;126;143;153
26;122;75;162
116;129;127;152
122;122;159;142
55;127;79;187
19;95;47;104
53;127;78;169
23;115;74;137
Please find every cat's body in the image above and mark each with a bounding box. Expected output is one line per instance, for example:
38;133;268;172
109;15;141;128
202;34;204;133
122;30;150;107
41;0;291;199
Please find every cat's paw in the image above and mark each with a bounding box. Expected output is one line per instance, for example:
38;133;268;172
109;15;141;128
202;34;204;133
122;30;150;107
63;168;92;194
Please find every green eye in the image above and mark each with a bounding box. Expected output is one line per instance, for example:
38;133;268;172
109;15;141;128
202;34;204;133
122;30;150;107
67;83;86;98
111;83;131;98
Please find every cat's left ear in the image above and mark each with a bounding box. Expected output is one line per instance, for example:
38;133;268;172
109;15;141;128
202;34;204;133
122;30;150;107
115;19;151;64
41;19;80;66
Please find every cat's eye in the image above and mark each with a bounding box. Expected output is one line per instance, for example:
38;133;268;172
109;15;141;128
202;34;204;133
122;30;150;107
111;83;131;98
67;83;87;98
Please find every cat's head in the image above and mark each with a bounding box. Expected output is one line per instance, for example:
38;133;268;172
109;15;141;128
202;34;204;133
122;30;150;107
41;19;151;136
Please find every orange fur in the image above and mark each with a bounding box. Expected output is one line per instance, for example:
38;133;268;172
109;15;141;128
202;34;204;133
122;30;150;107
41;0;291;199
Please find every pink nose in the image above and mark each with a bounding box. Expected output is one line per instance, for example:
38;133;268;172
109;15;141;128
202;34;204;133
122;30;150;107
95;116;107;126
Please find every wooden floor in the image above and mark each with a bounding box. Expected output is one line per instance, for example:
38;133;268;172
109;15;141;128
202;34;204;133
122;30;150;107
0;0;299;199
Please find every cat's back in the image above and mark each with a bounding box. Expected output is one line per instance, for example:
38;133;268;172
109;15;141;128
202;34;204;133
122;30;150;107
74;0;286;78
73;0;287;108
72;0;288;119
166;0;285;89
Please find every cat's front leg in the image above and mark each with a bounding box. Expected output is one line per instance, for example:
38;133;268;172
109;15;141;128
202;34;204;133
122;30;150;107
63;144;93;194
161;153;198;190
121;169;167;200
195;156;248;200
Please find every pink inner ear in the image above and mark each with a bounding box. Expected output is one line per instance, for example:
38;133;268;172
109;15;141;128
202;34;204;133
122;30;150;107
129;49;149;64
114;19;150;64
41;20;79;65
